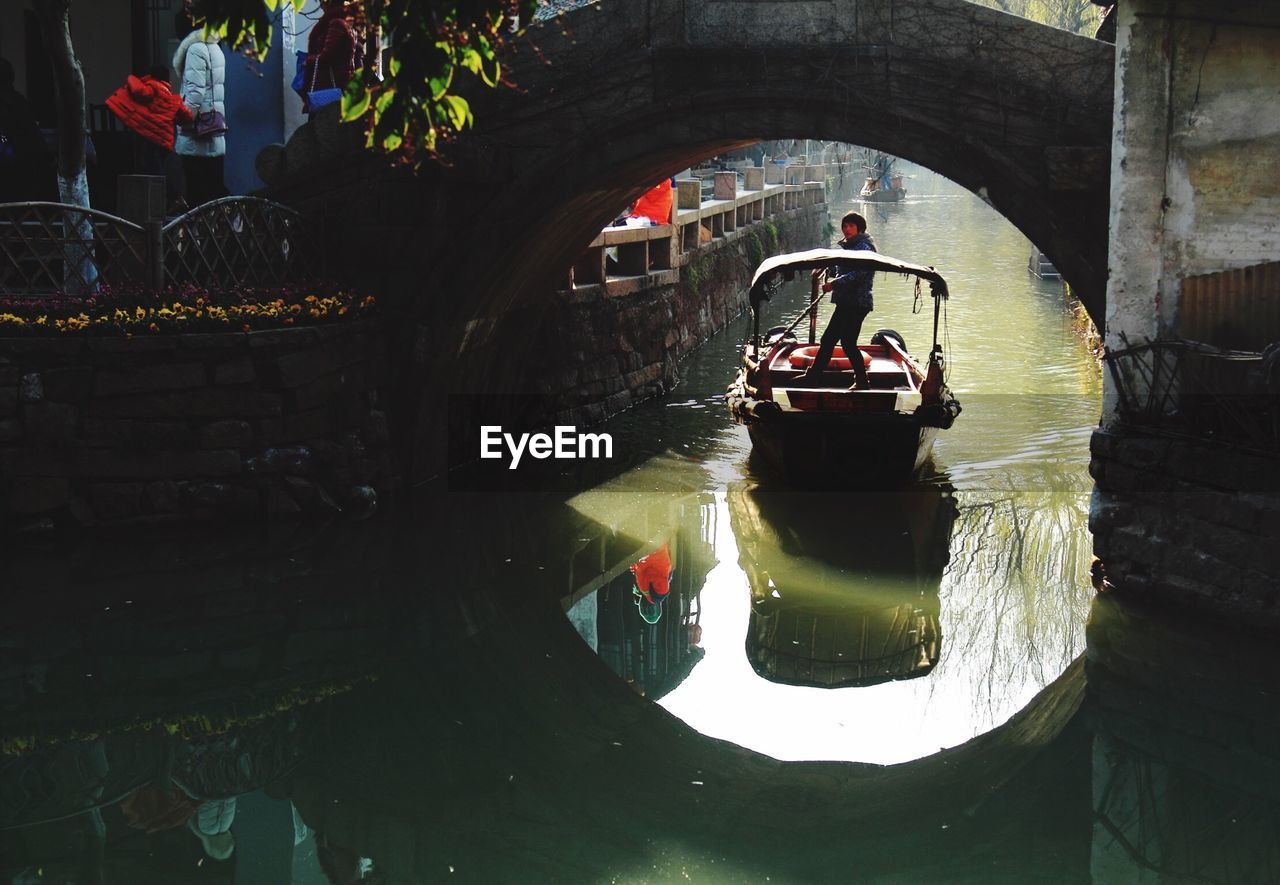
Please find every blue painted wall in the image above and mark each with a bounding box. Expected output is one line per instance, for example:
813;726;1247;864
223;24;284;195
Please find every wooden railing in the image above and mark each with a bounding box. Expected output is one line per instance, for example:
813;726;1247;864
0;196;319;298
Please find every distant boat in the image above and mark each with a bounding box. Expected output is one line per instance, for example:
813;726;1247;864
859;152;907;202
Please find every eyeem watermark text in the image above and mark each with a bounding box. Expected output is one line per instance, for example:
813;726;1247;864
480;426;613;469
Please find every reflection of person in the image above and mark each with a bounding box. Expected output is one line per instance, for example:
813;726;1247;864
795;211;877;390
173;25;227;205
630;543;673;624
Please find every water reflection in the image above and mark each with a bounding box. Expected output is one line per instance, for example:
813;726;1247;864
1087;593;1280;885
728;483;955;689
564;491;716;700
4;508;1280;882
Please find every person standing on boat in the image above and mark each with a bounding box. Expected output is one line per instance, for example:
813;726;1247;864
796;211;876;389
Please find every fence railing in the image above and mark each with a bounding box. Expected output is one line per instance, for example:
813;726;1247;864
1104;335;1280;452
0;196;318;298
0;203;147;296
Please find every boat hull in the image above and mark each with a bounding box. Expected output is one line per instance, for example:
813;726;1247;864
743;411;939;486
859;187;907;203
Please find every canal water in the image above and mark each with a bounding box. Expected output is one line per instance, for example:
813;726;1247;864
564;168;1103;764
7;172;1280;883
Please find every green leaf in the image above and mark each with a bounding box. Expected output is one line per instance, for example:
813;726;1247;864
388;56;401;77
375;89;398;114
441;94;473;130
458;47;483;77
428;66;454;101
480;54;500;88
341;87;371;121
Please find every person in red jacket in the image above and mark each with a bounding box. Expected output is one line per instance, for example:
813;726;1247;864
303;1;365;113
106;65;193;204
106;66;193;152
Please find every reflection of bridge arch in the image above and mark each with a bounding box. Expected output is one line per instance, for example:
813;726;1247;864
2;490;1091;879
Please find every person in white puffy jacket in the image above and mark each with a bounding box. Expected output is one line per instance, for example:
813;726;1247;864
173;27;227;206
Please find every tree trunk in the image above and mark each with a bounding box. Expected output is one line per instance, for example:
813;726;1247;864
29;0;97;290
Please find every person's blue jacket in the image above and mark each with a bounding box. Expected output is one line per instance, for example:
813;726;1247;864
829;233;877;310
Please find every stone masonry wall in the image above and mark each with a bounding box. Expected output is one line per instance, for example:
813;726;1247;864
1089;426;1280;629
0;321;397;529
531;207;827;428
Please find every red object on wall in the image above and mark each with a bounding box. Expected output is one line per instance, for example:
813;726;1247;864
630;180;673;224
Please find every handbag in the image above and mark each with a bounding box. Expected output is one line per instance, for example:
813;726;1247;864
305;52;343;114
307;88;342;111
194;110;228;138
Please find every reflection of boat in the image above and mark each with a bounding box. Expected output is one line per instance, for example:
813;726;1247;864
725;250;962;485
859;152;907;202
727;482;956;688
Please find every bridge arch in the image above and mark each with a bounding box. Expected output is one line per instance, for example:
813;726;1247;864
457;0;1115;329
262;0;1114;471
268;0;1112;323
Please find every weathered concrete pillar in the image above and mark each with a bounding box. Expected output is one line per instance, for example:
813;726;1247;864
785;166;805;186
764;164;784;186
1103;0;1280;420
1092;0;1280;630
804;165;823;183
713;171;736;201
743;167;764;190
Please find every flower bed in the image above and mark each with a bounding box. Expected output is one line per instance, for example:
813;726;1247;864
0;286;375;335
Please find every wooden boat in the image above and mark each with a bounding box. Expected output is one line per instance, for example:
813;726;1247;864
726;249;961;485
860;173;907;202
859;152;907;202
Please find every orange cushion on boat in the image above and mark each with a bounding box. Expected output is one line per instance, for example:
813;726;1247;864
788;345;872;370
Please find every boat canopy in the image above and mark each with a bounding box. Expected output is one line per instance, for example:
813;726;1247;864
748;248;949;307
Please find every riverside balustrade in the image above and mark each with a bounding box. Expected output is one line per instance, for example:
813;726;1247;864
565;164;829;295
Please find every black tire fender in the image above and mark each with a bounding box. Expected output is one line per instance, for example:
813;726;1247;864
870;328;906;351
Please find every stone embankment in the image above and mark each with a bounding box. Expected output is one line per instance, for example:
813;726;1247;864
533;168;829;427
0;321;394;530
1090;427;1280;629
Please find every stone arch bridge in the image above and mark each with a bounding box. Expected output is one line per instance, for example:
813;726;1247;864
261;0;1114;474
